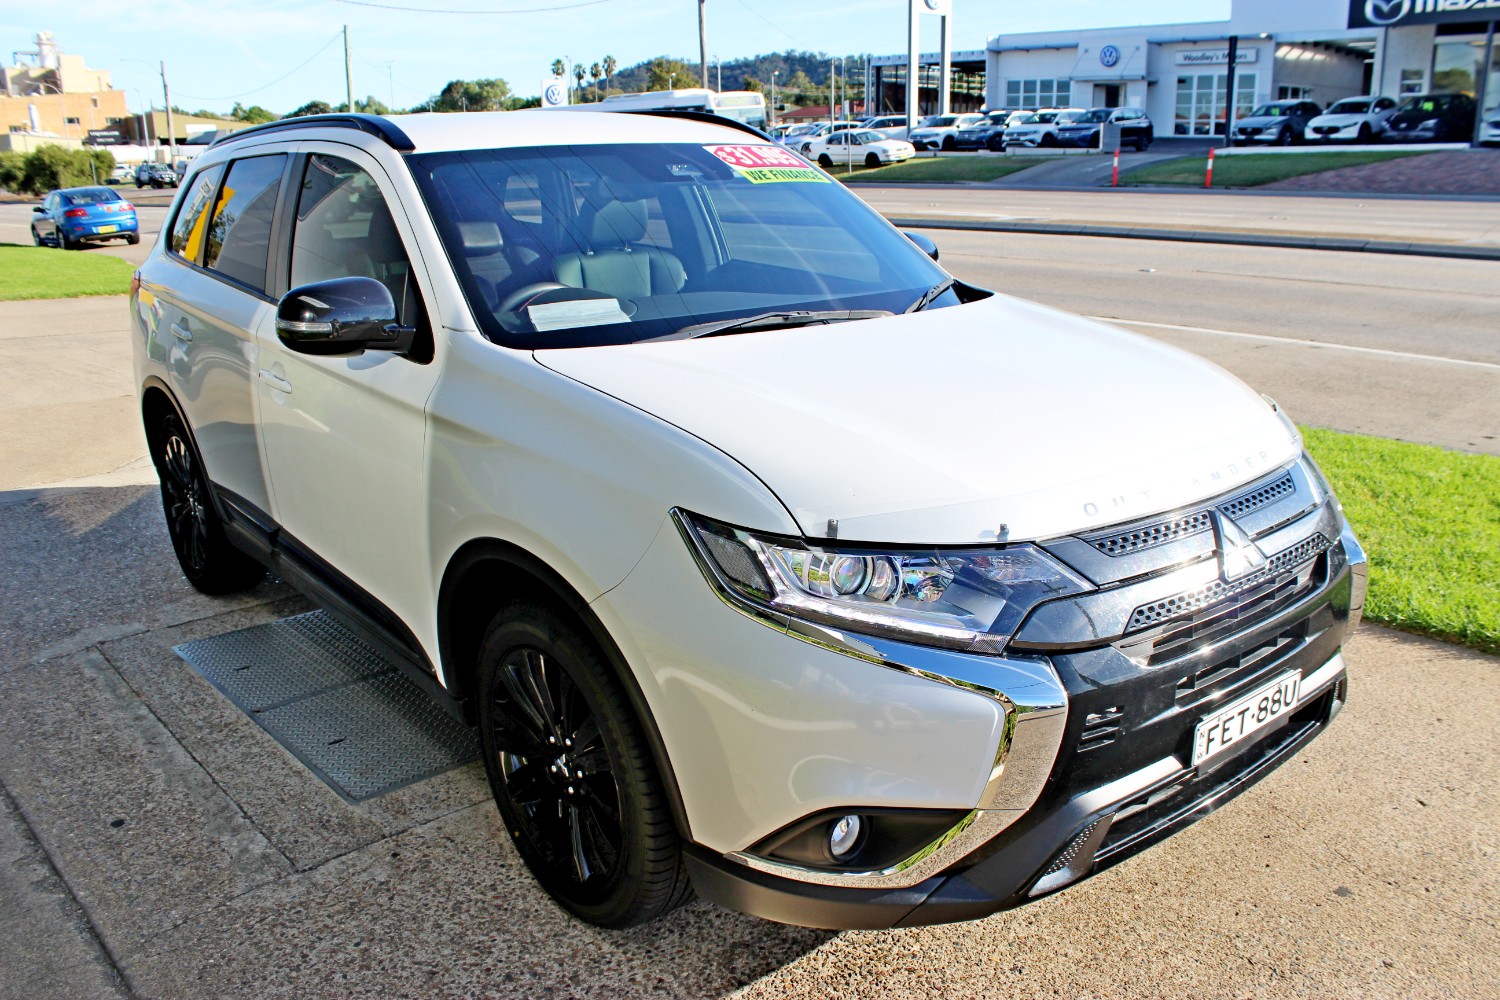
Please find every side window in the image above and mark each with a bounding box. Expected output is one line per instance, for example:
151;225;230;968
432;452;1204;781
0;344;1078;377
169;164;226;263
203;154;286;294
290;154;429;357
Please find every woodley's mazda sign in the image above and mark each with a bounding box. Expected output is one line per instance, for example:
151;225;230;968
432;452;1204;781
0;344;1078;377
1350;0;1500;27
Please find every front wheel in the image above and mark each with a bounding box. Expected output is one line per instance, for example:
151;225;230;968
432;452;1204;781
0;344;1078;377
865;152;881;168
987;135;1005;152
478;602;691;928
1276;127;1293;146
151;412;265;594
31;226;42;247
1357;124;1372;144
1040;133;1057;148
941;135;956;151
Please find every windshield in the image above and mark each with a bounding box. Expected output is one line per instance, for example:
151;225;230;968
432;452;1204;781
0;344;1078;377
1073;109;1111;124
408;142;951;349
1010;114;1038;126
926;116;959;128
1054;110;1085;124
1328;100;1371;114
1399;95;1449;112
62;188;121;205
1249;104;1291;117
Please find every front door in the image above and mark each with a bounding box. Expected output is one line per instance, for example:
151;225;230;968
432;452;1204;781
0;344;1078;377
254;145;442;656
1098;84;1121;107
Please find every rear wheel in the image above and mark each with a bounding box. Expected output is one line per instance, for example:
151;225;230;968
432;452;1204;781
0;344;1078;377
126;232;141;245
818;154;833;168
864;152;881;168
478;601;691;928
150;412;265;594
59;231;77;251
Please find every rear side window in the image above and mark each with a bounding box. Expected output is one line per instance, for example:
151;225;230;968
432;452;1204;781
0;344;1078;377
169;164;225;263
203;154;286;293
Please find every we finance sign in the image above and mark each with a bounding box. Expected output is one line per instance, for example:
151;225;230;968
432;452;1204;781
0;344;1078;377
1350;0;1500;27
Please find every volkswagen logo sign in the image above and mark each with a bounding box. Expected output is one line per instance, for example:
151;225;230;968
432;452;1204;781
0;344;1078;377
1363;0;1411;26
544;83;565;106
923;0;941;9
1100;45;1121;68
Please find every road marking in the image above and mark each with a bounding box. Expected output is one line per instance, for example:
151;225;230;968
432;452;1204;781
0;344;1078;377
1092;316;1500;372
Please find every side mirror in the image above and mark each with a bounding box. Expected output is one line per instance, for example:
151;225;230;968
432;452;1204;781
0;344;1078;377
904;231;939;261
32;205;45;213
276;276;414;355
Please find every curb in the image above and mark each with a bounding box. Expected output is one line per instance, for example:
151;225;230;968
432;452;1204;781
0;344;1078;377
882;217;1500;261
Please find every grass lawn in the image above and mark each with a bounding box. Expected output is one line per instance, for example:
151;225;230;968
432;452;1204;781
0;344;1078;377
0;244;136;300
1124;149;1434;188
838;155;1056;184
1302;427;1499;655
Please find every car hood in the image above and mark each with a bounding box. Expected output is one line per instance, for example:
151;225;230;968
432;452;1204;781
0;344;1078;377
1236;116;1289;129
535;295;1298;545
1310;114;1370;127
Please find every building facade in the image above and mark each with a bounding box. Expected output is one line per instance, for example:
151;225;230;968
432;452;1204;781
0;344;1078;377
2;32;129;149
873;1;1498;138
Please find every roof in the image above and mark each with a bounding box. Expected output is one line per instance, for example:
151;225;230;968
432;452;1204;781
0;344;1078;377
387;109;762;152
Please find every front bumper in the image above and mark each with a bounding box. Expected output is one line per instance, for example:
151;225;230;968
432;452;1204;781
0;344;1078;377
1055;131;1099;148
676;461;1365;928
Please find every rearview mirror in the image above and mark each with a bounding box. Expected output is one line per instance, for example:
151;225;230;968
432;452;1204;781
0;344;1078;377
904;231;940;261
276;276;414;355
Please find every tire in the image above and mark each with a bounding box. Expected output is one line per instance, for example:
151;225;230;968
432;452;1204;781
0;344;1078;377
986;135;1005;152
477;601;691;928
818;154;833;168
1276;127;1292;146
1039;133;1057;148
865;152;881;168
152;178;164;189
30;226;42;247
1357;124;1371;144
126;232;141;245
150;412;265;594
59;231;76;251
941;135;956;151
135;179;145;188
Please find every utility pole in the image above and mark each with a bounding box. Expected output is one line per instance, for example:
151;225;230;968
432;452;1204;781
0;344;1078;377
698;0;708;89
771;71;777;127
1222;35;1239;148
344;25;354;113
160;61;176;163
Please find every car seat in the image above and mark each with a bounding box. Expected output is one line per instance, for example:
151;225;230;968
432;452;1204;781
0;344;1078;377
552;200;685;302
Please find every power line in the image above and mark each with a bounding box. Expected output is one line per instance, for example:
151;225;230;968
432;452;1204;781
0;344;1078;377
329;0;620;13
174;30;344;101
725;0;802;47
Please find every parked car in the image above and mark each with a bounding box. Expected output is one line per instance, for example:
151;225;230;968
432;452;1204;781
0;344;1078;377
1481;107;1500;146
951;111;1017;152
858;114;909;139
775;123;819;146
806;127;916;168
1054;107;1154;151
136;162;180;188
793;121;863;154
1002;108;1086;148
30;185;139;249
109;163;134;184
133;110;1364;932
1232;101;1321;146
1304;96;1398;144
1384;93;1477;143
908;112;987;150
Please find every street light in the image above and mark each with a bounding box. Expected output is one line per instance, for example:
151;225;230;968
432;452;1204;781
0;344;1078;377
715;54;721;92
668;72;675;91
771;71;777;127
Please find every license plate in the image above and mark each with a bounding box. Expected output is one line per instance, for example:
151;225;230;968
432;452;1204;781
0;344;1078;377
97;224;118;234
1192;670;1301;766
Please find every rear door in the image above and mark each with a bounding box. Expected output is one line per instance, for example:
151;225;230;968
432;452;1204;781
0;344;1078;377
152;154;288;520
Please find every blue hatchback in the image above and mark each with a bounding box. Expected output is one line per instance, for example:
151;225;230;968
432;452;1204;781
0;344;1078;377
31;186;140;249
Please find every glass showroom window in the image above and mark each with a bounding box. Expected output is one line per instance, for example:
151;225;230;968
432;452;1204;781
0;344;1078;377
1174;72;1255;135
1004;78;1071;110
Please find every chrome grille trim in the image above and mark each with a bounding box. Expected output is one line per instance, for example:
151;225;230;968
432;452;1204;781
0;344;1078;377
1125;533;1331;633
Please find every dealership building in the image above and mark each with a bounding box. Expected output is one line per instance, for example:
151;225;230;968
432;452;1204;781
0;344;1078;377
870;0;1498;137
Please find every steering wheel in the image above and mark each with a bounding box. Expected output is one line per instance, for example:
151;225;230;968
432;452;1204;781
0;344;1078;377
497;282;572;314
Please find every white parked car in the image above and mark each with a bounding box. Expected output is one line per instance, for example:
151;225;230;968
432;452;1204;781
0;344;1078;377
859;114;909;139
132;109;1364;932
1482;108;1500;146
1002;108;1086;148
1304;96;1399;144
793;121;862;154
907;113;987;150
775;123;820;146
806;128;915;168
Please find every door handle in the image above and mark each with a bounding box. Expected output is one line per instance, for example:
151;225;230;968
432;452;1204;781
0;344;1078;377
257;369;292;393
170;322;193;342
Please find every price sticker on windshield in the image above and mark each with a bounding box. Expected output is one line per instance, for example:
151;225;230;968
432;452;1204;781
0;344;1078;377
705;144;829;184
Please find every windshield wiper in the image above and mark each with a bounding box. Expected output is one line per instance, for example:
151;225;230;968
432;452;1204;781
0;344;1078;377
905;278;956;314
676;309;892;340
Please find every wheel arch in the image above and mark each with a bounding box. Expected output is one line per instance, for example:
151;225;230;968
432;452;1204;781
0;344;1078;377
437;537;693;841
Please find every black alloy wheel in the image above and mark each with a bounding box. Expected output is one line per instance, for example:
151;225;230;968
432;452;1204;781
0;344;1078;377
1276;126;1293;146
478;602;691;927
152;413;264;593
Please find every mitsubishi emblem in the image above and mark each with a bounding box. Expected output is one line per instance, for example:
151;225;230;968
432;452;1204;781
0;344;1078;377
1210;510;1267;582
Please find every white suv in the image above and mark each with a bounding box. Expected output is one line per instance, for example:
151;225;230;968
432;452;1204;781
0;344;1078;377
133;111;1365;931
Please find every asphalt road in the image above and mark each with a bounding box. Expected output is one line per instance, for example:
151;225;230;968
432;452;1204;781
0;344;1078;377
0;210;1497;994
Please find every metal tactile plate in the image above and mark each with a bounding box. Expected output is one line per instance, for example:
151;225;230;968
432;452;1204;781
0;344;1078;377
175;611;479;802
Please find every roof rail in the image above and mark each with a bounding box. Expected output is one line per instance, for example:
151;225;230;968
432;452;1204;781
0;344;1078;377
623;109;773;142
209;113;415;152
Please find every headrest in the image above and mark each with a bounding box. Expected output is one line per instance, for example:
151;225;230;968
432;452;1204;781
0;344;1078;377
457;220;503;257
589;200;648;247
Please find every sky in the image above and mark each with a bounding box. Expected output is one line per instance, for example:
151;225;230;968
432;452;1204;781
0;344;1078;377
3;0;1232;116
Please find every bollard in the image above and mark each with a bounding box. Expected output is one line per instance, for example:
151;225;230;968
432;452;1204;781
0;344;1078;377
1205;147;1216;189
1112;148;1120;187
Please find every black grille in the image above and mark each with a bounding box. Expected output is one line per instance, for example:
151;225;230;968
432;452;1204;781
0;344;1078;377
1218;472;1295;521
1090;511;1213;557
1125;534;1331;634
1077;706;1124;753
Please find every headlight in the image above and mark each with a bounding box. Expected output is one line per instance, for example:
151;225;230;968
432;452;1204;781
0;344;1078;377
677;511;1093;655
1417;119;1439;129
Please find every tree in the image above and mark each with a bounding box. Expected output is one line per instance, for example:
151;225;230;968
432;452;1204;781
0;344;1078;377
572;63;586;100
230;102;277;124
0;151;27;193
646;57;695;91
284;100;334;119
551;58;566;79
8;144;114;194
742;76;763;92
432;78;511;113
602;54;617;95
783;70;816;105
590;62;602;102
353;95;391;115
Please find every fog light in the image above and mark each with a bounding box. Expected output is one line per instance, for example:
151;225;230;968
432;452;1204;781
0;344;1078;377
828;815;863;859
